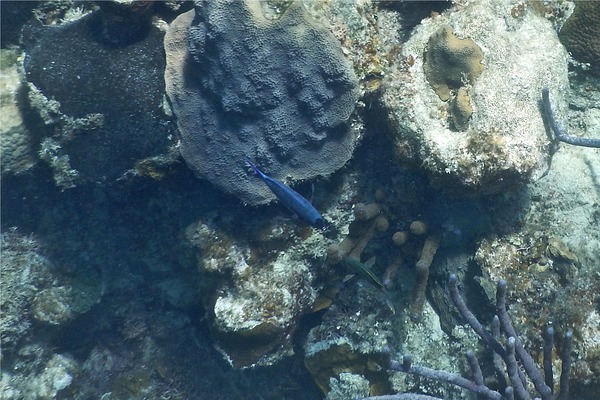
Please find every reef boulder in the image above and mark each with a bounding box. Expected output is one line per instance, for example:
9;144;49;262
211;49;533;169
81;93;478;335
185;219;322;368
164;0;361;205
381;0;568;195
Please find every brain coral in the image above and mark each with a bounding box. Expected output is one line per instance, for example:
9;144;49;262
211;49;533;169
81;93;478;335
164;0;360;205
559;1;600;67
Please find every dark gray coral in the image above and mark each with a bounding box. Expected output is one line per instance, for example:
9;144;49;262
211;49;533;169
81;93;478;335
22;11;174;186
164;0;360;205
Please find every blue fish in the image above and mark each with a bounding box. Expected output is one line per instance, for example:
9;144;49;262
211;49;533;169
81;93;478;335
244;157;325;230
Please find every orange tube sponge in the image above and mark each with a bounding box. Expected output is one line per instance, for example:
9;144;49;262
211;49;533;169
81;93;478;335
409;234;440;322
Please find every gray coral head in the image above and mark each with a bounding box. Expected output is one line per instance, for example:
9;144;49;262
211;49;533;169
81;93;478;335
164;0;360;205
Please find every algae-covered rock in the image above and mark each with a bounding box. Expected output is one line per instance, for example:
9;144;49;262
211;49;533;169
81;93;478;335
0;229;51;354
164;0;361;205
303;282;396;396
326;372;370;400
1;352;78;400
1;49;36;177
31;280;100;326
186;219;323;367
1;228;102;356
381;0;568;195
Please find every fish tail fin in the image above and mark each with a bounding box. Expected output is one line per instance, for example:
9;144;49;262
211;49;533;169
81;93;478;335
383;291;396;314
243;157;261;177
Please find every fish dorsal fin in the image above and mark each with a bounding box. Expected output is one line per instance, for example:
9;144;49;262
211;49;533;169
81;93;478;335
364;256;376;270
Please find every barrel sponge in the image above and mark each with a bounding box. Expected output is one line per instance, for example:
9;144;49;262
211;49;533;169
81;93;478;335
164;0;360;205
423;25;484;101
559;1;600;66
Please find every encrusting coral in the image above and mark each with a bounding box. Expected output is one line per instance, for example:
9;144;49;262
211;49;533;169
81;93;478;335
423;25;483;131
423;25;484;102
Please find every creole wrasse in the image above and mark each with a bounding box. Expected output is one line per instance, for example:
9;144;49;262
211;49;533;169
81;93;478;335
244;157;325;230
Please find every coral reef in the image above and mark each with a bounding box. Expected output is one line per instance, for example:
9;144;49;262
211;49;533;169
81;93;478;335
0;229;102;399
381;0;569;195
164;0;361;205
2;1;599;399
302;176;470;396
469;77;600;394
474;232;599;396
303;284;396;397
2;162;323;399
304;275;473;399
301;0;403;93
559;1;600;67
22;9;176;188
307;194;453;396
